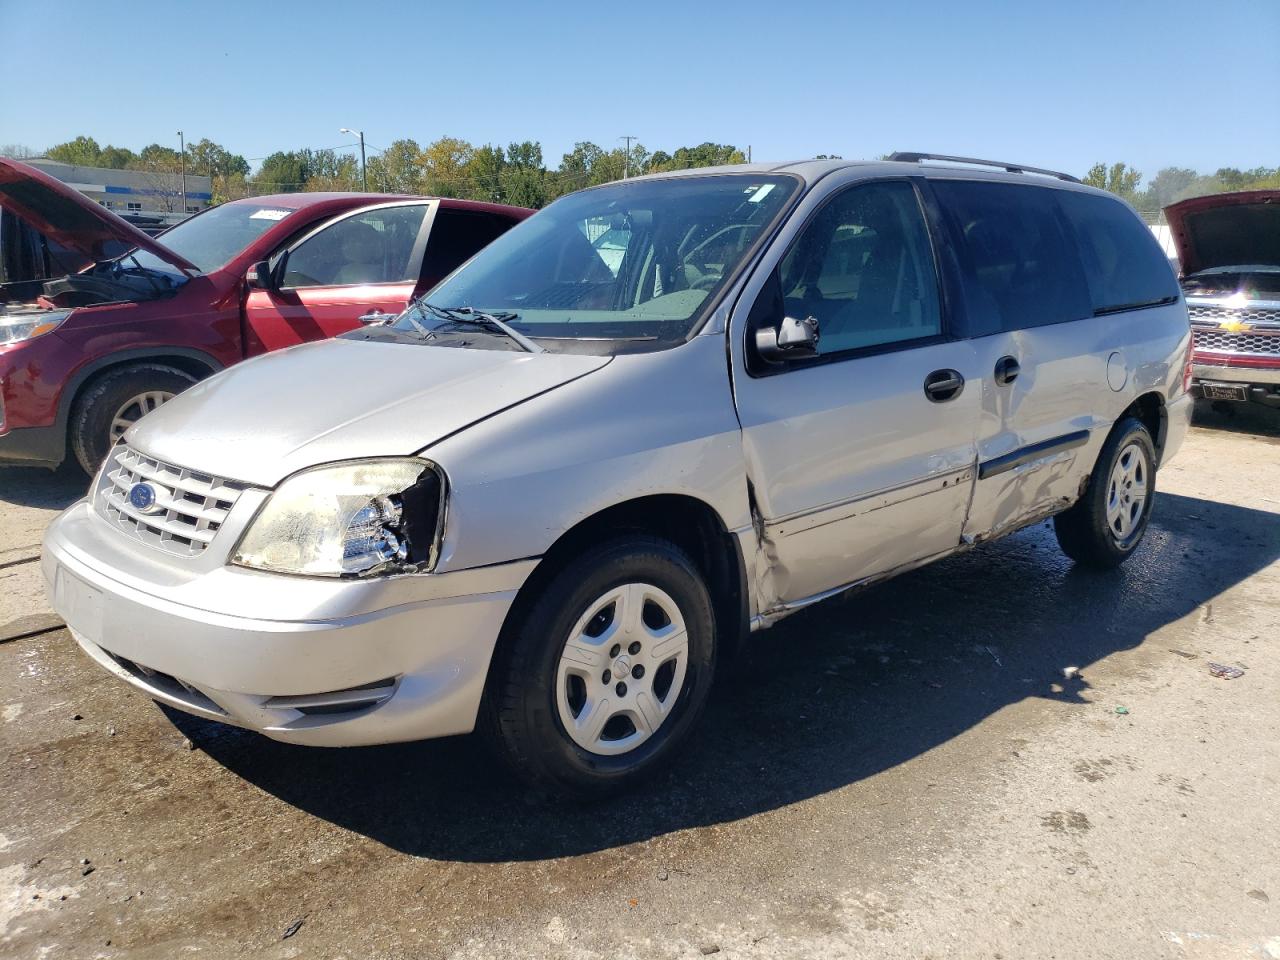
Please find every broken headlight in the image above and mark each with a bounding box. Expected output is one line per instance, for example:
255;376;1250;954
232;458;444;577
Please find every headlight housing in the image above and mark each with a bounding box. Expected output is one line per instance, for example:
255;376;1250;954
232;458;445;577
0;309;72;346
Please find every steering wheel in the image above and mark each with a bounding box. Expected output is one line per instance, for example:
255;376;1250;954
690;272;723;291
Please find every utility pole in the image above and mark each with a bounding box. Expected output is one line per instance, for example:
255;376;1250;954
177;130;187;214
340;128;367;191
620;135;637;178
747;144;752;163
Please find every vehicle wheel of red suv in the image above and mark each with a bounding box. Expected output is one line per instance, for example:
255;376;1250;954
70;364;198;474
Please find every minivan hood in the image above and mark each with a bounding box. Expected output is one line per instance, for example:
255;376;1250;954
0;158;197;272
125;337;611;487
1164;190;1280;277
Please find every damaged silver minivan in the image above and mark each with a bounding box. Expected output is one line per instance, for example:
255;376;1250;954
44;154;1192;796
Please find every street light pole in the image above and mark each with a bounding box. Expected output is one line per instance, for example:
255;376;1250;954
177;130;187;214
620;135;637;178
340;128;367;191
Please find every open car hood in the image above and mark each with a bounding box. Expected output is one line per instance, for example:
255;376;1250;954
0;158;197;272
1164;190;1280;277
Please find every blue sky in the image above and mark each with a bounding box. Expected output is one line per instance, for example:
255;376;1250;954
2;0;1276;179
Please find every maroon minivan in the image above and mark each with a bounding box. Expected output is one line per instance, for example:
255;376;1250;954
0;159;532;472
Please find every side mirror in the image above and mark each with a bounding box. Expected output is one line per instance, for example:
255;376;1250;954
246;260;276;292
755;315;820;362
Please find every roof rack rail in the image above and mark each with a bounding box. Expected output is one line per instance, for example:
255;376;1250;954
888;152;1081;184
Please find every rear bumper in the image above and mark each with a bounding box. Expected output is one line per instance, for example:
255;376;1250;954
43;499;535;746
1160;392;1193;465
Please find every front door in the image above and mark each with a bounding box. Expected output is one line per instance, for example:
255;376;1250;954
244;201;432;354
730;178;981;612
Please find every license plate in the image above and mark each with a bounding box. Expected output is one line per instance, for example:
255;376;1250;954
53;566;104;644
1201;383;1249;402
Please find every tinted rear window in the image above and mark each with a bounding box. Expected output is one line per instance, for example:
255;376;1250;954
1057;191;1180;313
932;180;1091;335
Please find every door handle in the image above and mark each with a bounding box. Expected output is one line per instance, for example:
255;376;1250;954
358;310;398;326
923;368;965;403
994;355;1020;386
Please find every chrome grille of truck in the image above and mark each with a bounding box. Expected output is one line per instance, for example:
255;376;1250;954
1192;329;1280;357
95;445;246;557
1187;304;1280;325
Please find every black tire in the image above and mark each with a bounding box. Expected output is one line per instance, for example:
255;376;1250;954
482;535;717;798
69;364;197;474
1053;417;1157;569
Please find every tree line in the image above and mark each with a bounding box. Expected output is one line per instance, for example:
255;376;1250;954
1082;161;1280;217
8;135;745;209
4;136;1276;213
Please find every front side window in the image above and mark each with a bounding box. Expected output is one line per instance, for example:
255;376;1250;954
405;174;799;348
774;180;942;355
932;180;1091;335
284;205;427;288
1056;191;1179;313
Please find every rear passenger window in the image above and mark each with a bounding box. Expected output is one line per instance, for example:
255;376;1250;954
420;210;514;287
932;180;1091;335
1056;191;1180;314
776;180;942;356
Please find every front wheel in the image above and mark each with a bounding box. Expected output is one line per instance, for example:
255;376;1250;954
483;535;717;798
69;364;197;474
1053;416;1157;568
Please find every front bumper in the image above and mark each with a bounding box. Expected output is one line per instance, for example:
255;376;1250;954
1191;363;1280;407
43;499;535;746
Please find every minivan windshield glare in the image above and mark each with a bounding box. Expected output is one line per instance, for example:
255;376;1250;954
400;174;799;349
126;202;298;275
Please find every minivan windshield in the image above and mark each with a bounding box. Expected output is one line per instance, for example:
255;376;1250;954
126;201;298;276
398;174;799;350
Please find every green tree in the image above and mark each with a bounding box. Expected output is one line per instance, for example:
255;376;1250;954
464;144;507;202
366;139;425;194
1082;162;1142;197
500;141;547;207
45;135;103;166
255;150;311;192
421;137;474;197
98;145;137;169
648;142;746;172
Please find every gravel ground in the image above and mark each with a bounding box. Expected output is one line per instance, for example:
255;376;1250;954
1;402;1278;960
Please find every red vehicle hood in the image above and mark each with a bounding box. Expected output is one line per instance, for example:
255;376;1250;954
1164;190;1280;277
0;158;197;272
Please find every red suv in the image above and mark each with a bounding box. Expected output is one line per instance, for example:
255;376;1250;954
0;159;532;472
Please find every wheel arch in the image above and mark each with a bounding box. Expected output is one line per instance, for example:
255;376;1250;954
1122;390;1167;459
493;494;751;678
56;347;223;437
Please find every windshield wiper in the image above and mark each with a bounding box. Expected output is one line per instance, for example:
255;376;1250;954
420;303;545;354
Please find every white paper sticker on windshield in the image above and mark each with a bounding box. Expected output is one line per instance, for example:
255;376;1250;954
249;209;290;221
747;184;776;203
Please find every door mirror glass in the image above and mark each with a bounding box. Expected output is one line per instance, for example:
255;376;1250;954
755;314;820;360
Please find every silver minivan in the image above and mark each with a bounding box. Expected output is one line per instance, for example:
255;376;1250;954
43;154;1193;796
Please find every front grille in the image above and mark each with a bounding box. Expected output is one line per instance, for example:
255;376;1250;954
96;445;246;557
1192;328;1280;357
1188;304;1280;325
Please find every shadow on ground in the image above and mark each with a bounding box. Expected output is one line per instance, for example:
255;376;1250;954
0;462;89;509
1192;398;1280;439
170;489;1279;863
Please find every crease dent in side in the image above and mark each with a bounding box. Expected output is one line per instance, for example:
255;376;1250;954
964;451;1079;545
746;480;785;620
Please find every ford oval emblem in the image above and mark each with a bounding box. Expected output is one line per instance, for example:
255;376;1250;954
128;482;159;514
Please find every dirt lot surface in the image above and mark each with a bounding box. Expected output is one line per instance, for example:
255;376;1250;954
2;403;1278;960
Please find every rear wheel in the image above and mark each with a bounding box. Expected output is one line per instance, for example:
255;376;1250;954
70;364;197;474
483;535;717;798
1053;417;1156;568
